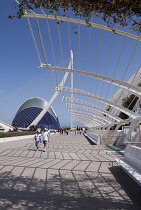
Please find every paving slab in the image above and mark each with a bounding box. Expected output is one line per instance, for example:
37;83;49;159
0;133;140;209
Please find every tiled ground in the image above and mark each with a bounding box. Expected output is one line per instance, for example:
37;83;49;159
0;133;140;209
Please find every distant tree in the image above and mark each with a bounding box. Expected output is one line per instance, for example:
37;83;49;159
12;0;141;33
137;83;141;87
29;125;37;131
12;123;18;132
110;124;116;130
122;94;139;110
118;94;139;119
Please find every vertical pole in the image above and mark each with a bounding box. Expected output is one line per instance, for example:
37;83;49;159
124;120;138;143
111;121;122;137
28;51;72;128
70;50;74;128
104;124;113;136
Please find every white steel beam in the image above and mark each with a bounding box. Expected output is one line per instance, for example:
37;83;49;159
72;115;101;127
39;66;141;98
23;13;141;42
111;121;123;138
0;121;14;132
104;124;113;135
63;96;121;121
74;119;95;127
123;120;138;143
69;110;106;125
27;50;73;128
72;114;93;125
71;113;104;126
68;107;112;123
93;114;141;130
60;87;139;119
70;50;74;128
73;117;98;126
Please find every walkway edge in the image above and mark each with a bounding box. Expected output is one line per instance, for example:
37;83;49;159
0;135;34;144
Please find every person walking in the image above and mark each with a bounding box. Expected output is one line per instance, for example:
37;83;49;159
41;128;49;152
33;131;41;151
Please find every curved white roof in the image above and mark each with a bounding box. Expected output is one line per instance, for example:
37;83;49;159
14;97;58;120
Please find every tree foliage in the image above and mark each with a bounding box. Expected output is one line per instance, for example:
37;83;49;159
13;0;141;33
118;82;141;119
118;94;139;119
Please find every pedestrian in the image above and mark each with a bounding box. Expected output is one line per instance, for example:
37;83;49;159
60;129;62;135
60;128;63;135
33;131;41;151
41;128;49;152
65;129;68;135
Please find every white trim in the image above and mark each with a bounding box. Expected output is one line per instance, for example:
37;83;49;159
68;107;112;123
70;111;105;125
63;96;121;121
27;50;73;127
23;13;141;42
72;115;101;126
60;87;139;119
39;66;141;98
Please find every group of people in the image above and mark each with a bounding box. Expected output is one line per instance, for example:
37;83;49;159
75;130;82;135
59;128;69;135
33;128;50;152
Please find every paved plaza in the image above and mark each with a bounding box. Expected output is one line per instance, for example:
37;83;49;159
0;133;140;209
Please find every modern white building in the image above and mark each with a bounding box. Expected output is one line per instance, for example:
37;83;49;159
12;97;60;129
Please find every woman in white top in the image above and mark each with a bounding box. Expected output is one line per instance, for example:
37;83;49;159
41;128;49;152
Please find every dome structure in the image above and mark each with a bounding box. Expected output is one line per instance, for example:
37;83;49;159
12;98;60;129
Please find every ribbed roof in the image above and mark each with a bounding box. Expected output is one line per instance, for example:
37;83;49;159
14;97;57;120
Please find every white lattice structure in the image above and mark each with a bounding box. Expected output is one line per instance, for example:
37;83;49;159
109;68;141;115
0;121;14;132
13;1;141;143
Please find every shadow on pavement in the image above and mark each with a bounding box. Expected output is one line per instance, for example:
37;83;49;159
109;166;141;210
0;169;140;210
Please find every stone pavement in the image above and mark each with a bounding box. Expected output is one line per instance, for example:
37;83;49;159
0;133;140;210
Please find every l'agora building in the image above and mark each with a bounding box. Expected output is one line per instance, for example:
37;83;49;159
12;97;60;129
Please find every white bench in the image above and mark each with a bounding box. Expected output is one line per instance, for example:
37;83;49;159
84;132;101;145
115;145;141;186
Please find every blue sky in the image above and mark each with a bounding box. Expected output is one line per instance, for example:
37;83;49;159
0;1;71;126
1;1;141;127
0;1;41;90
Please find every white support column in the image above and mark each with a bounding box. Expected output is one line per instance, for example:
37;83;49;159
70;50;74;128
27;50;73;128
23;13;141;42
123;120;138;143
0;121;14;132
101;126;108;135
39;66;141;98
59;87;139;119
105;124;113;136
63;97;121;122
111;121;122;138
